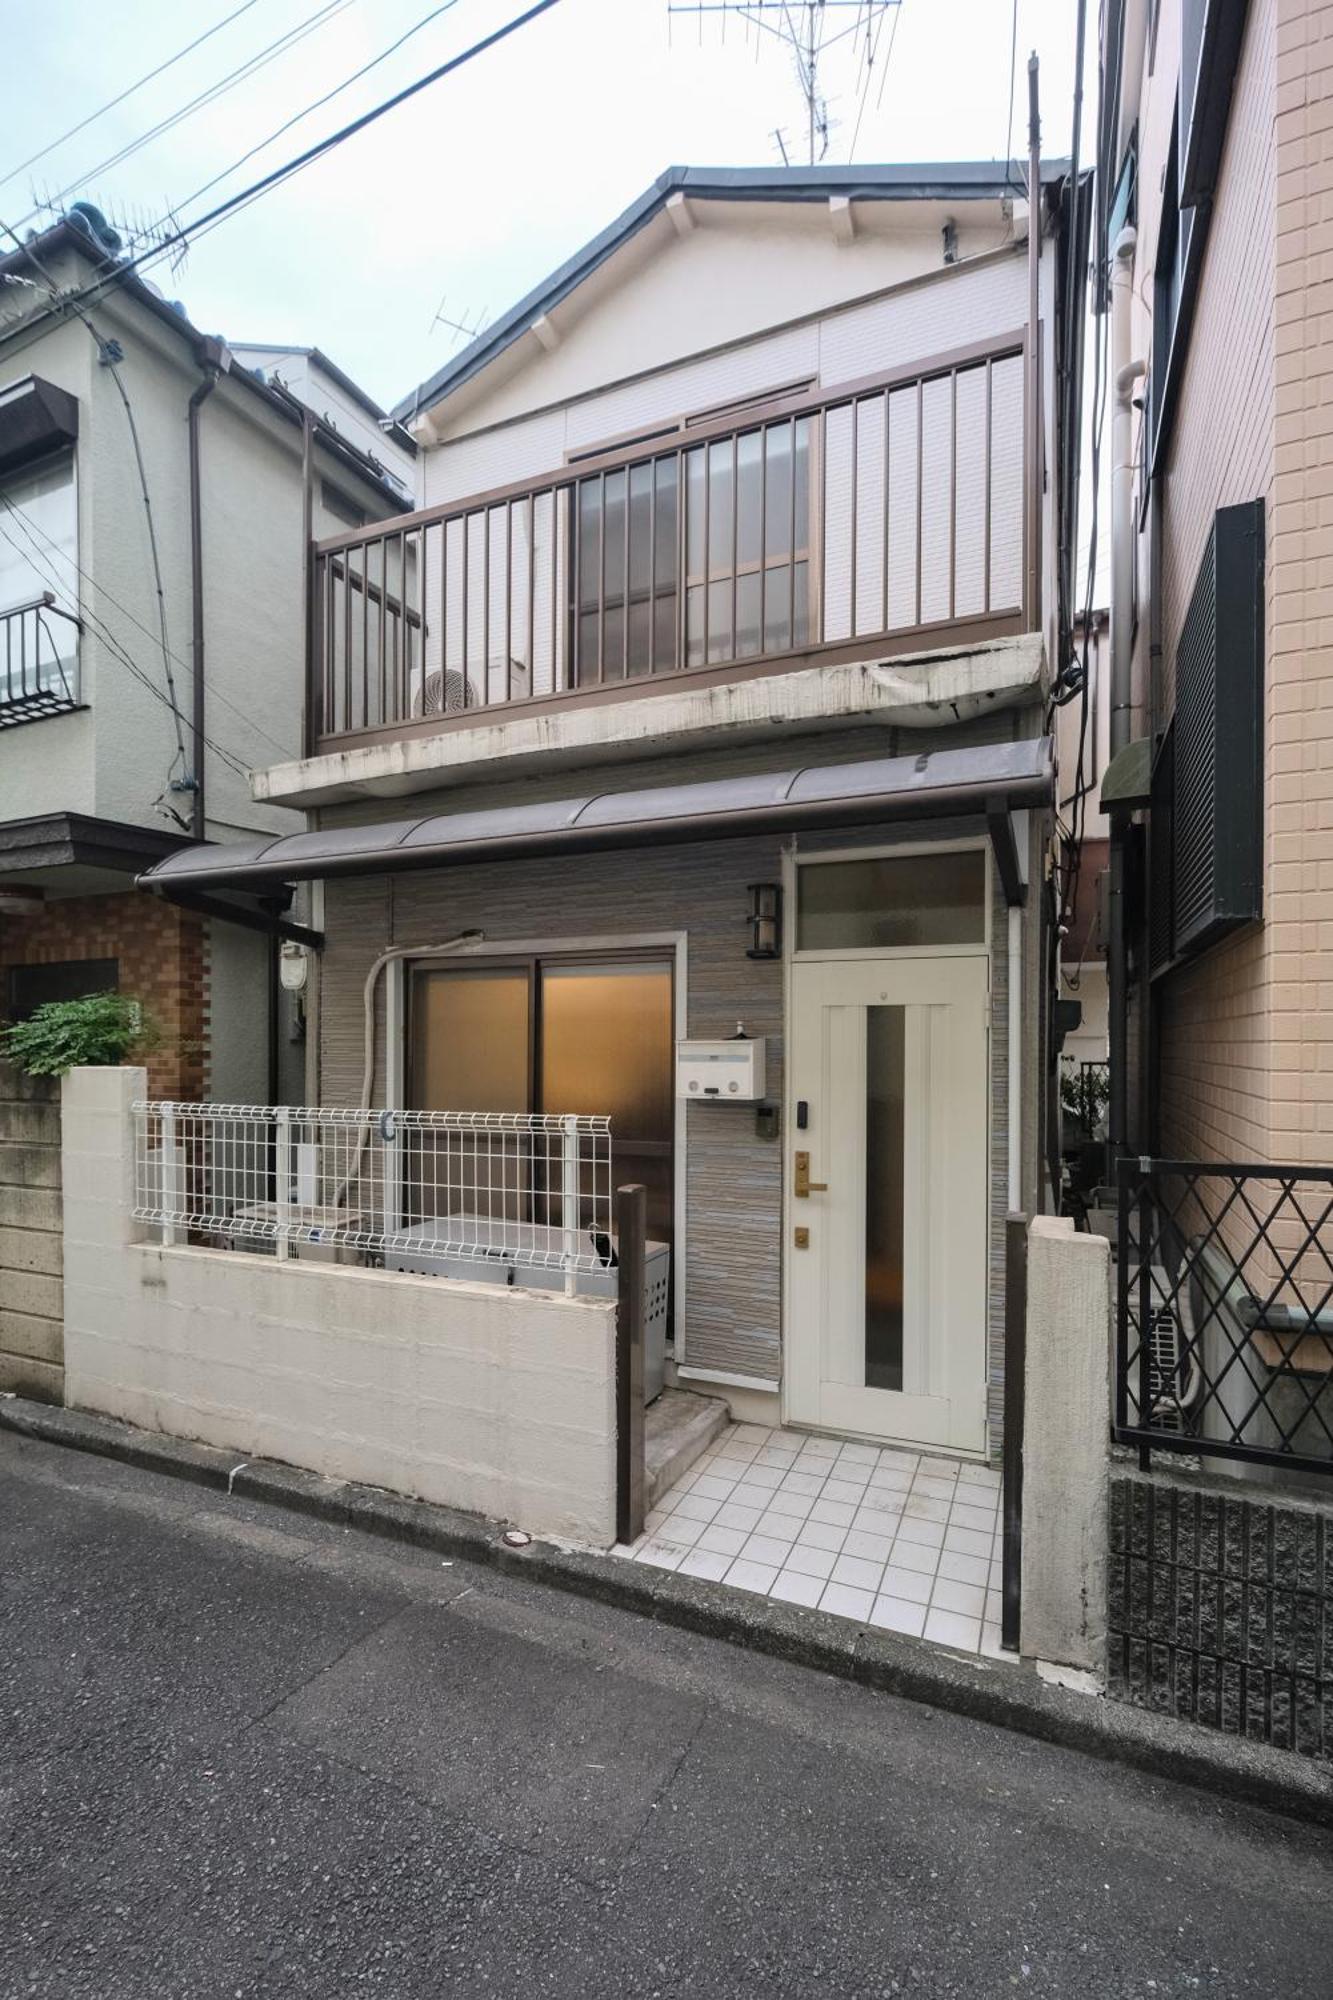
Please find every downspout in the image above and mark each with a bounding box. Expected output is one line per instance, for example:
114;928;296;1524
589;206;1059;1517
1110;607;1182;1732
1108;228;1145;1163
187;341;225;843
1018;51;1040;1211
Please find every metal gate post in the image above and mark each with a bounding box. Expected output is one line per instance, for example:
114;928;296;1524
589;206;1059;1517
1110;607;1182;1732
616;1182;646;1547
1001;1211;1028;1653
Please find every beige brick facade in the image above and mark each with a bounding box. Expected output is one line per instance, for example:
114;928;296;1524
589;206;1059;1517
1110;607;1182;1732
1129;0;1333;1168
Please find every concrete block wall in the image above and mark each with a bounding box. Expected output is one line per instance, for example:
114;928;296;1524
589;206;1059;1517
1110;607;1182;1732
1108;1464;1333;1761
0;1059;63;1402
61;1067;619;1545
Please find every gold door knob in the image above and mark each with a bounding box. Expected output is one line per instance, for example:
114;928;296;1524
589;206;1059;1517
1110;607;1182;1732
794;1151;829;1198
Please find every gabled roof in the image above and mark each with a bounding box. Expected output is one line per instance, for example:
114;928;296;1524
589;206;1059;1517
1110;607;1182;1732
394;159;1071;426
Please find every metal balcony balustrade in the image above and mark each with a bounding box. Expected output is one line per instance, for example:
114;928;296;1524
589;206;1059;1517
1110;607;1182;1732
0;593;81;727
307;333;1034;754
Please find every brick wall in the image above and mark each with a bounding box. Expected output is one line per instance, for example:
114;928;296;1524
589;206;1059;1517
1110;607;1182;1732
1108;1464;1333;1760
0;1059;62;1402
0;891;206;1100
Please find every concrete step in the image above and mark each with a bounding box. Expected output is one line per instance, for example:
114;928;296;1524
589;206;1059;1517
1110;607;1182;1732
645;1388;729;1511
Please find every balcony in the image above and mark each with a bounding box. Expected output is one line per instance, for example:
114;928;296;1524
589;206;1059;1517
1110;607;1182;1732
1;595;81;728
305;336;1034;764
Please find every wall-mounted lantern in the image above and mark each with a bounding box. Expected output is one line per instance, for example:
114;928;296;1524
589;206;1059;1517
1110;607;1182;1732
746;882;782;960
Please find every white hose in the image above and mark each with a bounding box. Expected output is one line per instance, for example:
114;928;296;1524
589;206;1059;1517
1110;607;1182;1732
335;928;485;1204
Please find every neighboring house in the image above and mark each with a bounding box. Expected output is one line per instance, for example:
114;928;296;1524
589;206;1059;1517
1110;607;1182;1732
144;161;1084;1462
229;343;417;505
0;210;408;1102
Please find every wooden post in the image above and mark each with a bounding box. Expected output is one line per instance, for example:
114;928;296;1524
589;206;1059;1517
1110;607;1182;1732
616;1182;646;1547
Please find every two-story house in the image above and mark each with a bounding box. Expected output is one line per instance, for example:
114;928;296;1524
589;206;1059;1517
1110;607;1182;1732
0;207;408;1104
143;161;1083;1464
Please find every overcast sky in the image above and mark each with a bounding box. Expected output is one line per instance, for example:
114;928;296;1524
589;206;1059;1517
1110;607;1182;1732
2;0;1094;412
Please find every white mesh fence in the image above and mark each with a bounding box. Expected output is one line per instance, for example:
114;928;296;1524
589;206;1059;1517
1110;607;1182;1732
131;1101;613;1292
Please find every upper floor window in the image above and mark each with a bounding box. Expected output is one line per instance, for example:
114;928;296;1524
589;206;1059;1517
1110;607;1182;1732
0;449;80;724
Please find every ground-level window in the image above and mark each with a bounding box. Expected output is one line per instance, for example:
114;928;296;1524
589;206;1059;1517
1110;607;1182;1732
7;956;118;1022
407;954;675;1285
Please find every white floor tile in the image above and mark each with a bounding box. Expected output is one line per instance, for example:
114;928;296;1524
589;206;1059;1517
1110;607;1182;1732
839;1442;880;1465
731;1425;771;1444
840;1527;895;1564
784;1542;838;1581
757;1445;801;1468
737;1463;786;1493
950;1502;997;1536
725;1558;779;1593
923;1607;982;1651
877;1448;920;1471
943;1525;992;1559
635;1538;687;1569
929;1576;986;1619
979;1622;1008;1659
879;1563;934;1605
917;1456;962;1482
822;1475;871;1505
713;1500;765;1531
901;1494;950;1524
831;1552;885;1592
867;1464;914;1495
779;1470;826;1498
691;1473;740;1503
796;1436;841;1461
936;1548;989;1587
770;1567;826;1608
713;1440;762;1467
796;1518;847;1554
671;1492;721;1526
870;1594;927;1636
894;1514;946;1551
959;1463;1001;1489
678;1547;733;1582
696;1523;748;1558
741;1532;795;1568
819;1582;875;1621
765;1487;816;1520
912;1475;958;1503
808;1497;856;1528
756;1508;807;1542
887;1538;940;1577
852;1504;902;1537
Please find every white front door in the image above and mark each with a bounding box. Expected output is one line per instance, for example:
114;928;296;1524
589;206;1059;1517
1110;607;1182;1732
786;954;990;1454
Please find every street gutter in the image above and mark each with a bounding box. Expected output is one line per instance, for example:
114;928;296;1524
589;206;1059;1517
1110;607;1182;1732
3;1393;1329;1829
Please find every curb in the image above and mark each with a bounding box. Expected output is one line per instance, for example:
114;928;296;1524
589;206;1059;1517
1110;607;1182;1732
3;1393;1330;1829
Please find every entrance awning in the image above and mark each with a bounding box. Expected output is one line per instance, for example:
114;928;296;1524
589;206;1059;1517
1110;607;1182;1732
139;737;1052;901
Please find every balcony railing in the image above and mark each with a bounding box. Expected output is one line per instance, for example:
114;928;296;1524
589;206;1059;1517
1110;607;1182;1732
308;334;1033;753
0;594;81;727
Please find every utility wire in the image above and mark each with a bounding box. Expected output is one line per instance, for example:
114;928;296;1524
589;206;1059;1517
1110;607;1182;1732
0;510;253;789
163;0;463;230
0;483;295;763
9;0;361;239
0;216;189;784
0;0;266;193
24;0;564;322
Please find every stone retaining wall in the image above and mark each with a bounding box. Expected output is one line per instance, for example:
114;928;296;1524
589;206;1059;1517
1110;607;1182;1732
0;1059;62;1402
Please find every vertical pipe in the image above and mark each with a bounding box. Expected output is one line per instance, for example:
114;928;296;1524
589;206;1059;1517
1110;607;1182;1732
1001;1211;1028;1652
187;357;222;841
300;407;314;756
1025;53;1042;635
616;1181;647;1545
1008;903;1023;1211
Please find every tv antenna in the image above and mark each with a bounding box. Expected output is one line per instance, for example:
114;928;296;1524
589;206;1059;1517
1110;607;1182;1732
667;2;901;166
428;292;491;352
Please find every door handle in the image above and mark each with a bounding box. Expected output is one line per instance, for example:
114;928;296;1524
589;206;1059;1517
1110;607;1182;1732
793;1151;828;1198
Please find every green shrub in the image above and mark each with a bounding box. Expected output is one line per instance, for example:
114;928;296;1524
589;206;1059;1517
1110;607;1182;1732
1;993;155;1077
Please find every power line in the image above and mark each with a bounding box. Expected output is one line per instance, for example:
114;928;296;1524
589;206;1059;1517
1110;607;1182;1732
10;0;361;240
0;0;265;193
0;484;295;764
163;0;463;233
26;0;564;319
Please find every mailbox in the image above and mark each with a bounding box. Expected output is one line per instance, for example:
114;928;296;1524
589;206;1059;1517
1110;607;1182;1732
676;1036;766;1102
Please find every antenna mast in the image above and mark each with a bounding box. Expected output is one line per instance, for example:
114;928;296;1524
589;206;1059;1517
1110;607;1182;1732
666;2;901;166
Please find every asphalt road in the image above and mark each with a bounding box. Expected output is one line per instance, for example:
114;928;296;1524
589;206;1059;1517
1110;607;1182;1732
2;1429;1330;2000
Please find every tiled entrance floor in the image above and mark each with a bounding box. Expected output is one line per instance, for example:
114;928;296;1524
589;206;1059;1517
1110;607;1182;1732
617;1422;1005;1657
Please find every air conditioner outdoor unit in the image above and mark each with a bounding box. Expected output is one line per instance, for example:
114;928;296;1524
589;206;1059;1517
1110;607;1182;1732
384;1215;670;1404
413;668;477;716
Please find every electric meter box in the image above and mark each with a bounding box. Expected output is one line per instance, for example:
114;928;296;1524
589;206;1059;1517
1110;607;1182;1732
676;1037;767;1103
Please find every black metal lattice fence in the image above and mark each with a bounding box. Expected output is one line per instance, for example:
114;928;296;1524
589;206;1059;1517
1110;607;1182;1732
1115;1158;1333;1476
